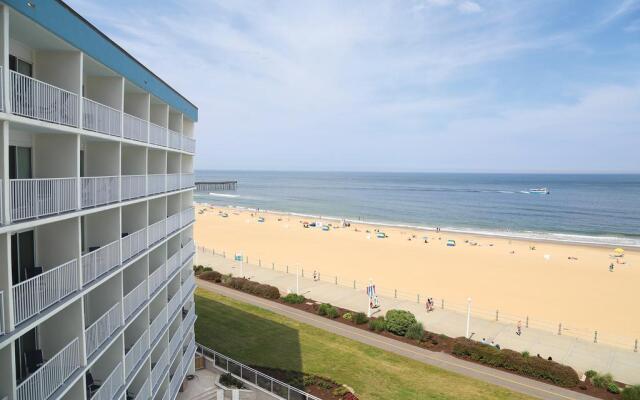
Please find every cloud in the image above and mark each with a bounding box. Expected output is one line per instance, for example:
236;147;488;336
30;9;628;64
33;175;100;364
457;1;483;14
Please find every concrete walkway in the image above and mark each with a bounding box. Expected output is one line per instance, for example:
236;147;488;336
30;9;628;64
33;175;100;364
197;279;600;400
196;249;640;385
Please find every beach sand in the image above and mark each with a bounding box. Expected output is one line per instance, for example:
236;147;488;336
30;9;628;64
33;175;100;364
194;204;640;342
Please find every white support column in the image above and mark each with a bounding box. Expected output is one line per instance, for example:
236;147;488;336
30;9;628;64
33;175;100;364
1;120;9;225
0;4;10;113
76;133;81;209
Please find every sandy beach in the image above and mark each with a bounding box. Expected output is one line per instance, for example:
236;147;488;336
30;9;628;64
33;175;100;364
194;204;640;342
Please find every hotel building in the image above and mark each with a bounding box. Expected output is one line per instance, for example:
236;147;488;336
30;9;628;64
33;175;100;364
0;1;197;400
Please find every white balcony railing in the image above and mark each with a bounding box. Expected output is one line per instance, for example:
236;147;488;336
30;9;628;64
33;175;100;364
170;359;183;398
182;276;196;304
16;337;81;400
181;240;195;265
91;362;124;400
85;302;121;359
0;66;4;111
121;175;146;200
148;218;167;246
10;71;79;127
181;305;195;335
121;227;147;263
151;348;169;393
167;212;180;234
180;173;194;189
11;177;77;222
82;240;121;287
168;324;182;359
123;280;147;321
168;131;181;149
83;97;122;137
182;136;196;153
123;113;148;142
147;174;166;196
150;307;168;345
0;291;4;335
12;259;79;325
81;176;119;208
148;264;166;296
180;207;195;227
166;251;181;277
166;174;180;192
133;377;151;400
184;337;196;367
149;123;167;146
125;330;149;379
167;292;182;320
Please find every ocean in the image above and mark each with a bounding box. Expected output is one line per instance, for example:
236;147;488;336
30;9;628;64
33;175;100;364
194;171;640;247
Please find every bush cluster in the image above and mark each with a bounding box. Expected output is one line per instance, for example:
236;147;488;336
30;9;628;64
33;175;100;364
368;317;386;332
452;338;579;387
589;371;621;394
317;303;339;318
342;312;352;321
219;373;244;389
385;310;417;336
226;277;280;299
352;312;369;325
282;293;306;304
199;270;222;282
405;322;424;341
193;264;213;275
623;385;640;400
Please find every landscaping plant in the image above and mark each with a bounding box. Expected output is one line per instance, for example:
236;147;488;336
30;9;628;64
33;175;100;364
352;312;369;325
405;322;424;341
622;385;640;400
368;317;386;332
385;309;417;336
282;293;306;304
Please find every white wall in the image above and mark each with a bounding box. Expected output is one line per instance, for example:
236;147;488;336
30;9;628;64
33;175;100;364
148;197;166;223
84;141;119;176
35;51;82;94
121;202;147;234
83;75;124;110
147;149;166;174
33;133;77;178
169;111;182;133
121;145;146;175
35;218;78;268
150;103;168;127
148;243;166;272
84;208;119;249
124;309;148;349
39;300;83;358
123;256;147;294
84;274;121;324
167;153;180;174
91;337;124;382
181;154;193;173
124;92;150;120
183;118;195;138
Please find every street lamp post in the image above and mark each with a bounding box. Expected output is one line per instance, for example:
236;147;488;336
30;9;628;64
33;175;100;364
466;297;472;338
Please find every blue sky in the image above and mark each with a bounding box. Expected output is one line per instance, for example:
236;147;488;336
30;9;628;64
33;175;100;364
69;0;640;173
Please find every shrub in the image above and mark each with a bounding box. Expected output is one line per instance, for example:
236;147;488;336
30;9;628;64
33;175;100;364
193;264;204;275
353;312;369;325
608;383;621;394
385;310;417;336
255;284;280;299
585;370;597;379
521;351;530;358
326;306;340;319
405;322;424;341
202;266;213;272
219;373;244;389
368;317;386;332
592;373;614;389
342;312;352;321
199;270;222;282
282;293;306;304
623;385;640;400
318;303;332;316
452;338;579;387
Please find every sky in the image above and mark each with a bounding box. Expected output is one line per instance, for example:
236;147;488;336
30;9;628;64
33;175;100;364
68;0;640;173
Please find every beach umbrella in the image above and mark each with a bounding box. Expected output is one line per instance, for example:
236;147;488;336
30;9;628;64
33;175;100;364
613;248;624;256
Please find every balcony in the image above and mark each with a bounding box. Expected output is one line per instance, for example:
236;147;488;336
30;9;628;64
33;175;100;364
83;97;122;137
151;348;169;396
148;264;166;296
182;136;196;153
125;330;149;379
180;207;195;228
12;258;80;326
82;240;121;287
150;306;168;345
148;174;166;196
16;337;81;400
168;130;181;150
180;173;195;189
123;280;147;321
11;178;77;222
149;123;167;146
0;291;4;335
121;227;147;263
167;291;182;320
169;358;183;398
166;251;181;277
181;239;195;265
121;175;146;201
181;305;196;335
167;174;180;192
182;276;196;305
168;324;182;359
90;362;124;400
81;176;119;208
123;113;148;142
148;218;167;246
133;377;150;400
85;302;122;359
10;71;79;128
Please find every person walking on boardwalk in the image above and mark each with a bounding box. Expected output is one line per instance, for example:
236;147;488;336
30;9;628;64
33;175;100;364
516;320;522;336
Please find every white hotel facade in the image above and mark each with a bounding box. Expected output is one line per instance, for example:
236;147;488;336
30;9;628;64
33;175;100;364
0;1;198;400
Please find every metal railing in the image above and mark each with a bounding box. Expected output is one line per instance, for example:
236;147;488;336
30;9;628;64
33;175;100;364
168;324;183;359
121;227;147;263
148;218;167;246
91;361;124;400
148;174;166;196
83;97;122;137
11;177;77;222
150;306;168;345
166;174;180;192
167;212;181;234
148;264;166;296
181;304;196;335
168;290;182;320
197;343;322;400
16;337;81;400
85;302;121;359
181;275;196;302
0;66;3;111
180;207;195;227
123;113;148;142
133;377;151;400
82;239;121;287
0;291;4;335
125;330;149;379
170;358;184;398
151;348;169;392
149;122;167;146
166;251;181;277
81;176;119;208
121;175;147;201
168;131;181;149
10;71;79;127
180;173;195;189
123;280;148;321
182;136;196;153
12;259;79;325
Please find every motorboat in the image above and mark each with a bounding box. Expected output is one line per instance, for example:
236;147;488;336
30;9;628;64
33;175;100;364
529;187;550;194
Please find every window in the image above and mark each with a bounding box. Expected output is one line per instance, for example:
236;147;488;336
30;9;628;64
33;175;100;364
9;54;33;77
9;146;32;179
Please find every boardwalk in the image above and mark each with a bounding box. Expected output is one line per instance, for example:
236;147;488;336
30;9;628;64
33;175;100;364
196;248;640;385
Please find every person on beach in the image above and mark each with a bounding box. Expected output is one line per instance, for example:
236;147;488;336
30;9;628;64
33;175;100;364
516;320;522;336
609;263;614;272
313;270;317;281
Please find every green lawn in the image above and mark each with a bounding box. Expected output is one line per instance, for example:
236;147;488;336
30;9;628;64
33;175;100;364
194;288;534;400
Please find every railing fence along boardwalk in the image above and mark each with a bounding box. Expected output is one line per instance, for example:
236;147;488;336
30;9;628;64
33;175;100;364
123;113;148;142
11;177;77;222
197;343;323;400
82;97;122;137
85;302;121;359
91;362;124;400
10;71;79;127
125;330;150;379
16;337;81;400
12;259;80;325
82;239;121;286
81;176;120;208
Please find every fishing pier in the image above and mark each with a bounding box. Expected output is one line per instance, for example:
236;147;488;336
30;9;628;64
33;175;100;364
195;181;237;191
